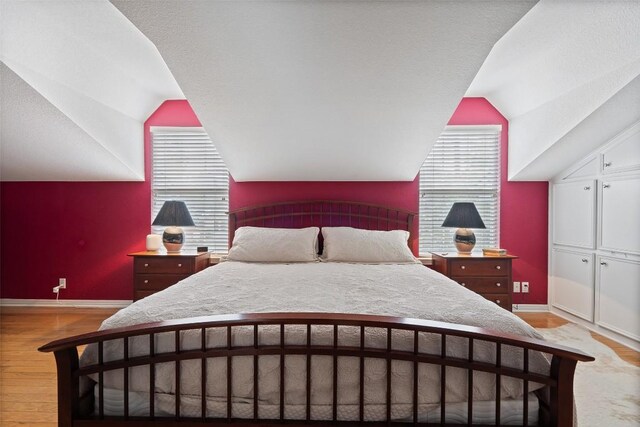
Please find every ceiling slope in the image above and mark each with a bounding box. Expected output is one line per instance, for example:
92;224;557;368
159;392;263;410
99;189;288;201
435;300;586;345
468;0;640;181
112;0;536;181
0;0;183;181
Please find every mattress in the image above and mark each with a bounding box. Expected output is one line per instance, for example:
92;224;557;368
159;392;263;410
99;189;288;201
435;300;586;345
97;385;539;425
81;261;550;421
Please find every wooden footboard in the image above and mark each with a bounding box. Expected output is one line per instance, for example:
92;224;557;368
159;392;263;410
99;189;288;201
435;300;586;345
39;313;593;427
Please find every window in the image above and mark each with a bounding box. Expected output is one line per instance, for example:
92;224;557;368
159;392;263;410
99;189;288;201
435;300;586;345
419;125;500;253
151;127;229;253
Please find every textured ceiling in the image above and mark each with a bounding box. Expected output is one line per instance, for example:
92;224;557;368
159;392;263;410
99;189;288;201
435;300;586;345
0;0;183;181
467;0;640;181
112;0;536;181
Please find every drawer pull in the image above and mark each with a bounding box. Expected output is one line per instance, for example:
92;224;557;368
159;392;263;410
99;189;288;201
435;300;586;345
460;283;466;287
144;263;149;267
144;280;149;284
496;300;501;304
495;265;501;270
581;258;588;263
583;186;591;190
496;283;501;287
178;263;182;267
600;261;608;266
603;184;611;189
604;162;612;167
460;265;466;270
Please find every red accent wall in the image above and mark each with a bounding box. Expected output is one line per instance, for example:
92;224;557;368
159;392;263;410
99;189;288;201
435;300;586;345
229;178;420;254
448;98;548;304
0;100;201;300
1;98;547;304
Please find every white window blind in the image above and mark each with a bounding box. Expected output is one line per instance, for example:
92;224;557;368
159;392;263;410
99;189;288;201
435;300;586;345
151;127;229;253
419;125;500;253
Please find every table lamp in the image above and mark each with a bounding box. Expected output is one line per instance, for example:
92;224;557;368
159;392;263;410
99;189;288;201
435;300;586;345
152;201;195;253
442;202;486;254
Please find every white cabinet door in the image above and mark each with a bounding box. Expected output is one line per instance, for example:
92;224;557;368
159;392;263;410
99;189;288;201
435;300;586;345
551;249;594;321
602;127;640;174
597;257;640;341
552;180;596;248
600;176;640;255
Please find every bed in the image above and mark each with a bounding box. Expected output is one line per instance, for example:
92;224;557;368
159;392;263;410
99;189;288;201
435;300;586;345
40;201;593;427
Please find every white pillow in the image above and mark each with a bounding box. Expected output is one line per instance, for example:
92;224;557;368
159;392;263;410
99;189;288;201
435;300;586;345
321;227;417;263
228;226;319;263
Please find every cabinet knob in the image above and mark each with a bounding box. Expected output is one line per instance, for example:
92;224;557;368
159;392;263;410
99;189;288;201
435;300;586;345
460;283;466;287
600;261;608;266
178;263;182;267
581;258;588;263
604;162;612;167
144;280;149;284
603;184;611;189
495;265;501;270
144;263;149;267
496;282;501;287
460;265;466;270
496;300;501;304
583;186;591;190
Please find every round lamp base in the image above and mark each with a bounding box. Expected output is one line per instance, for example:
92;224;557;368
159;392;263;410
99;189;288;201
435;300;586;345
163;226;185;253
454;228;476;254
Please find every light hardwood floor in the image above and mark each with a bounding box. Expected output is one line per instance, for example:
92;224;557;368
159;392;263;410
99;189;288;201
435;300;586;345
0;307;638;426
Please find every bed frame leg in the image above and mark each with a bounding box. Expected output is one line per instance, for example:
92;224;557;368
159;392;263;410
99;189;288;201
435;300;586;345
54;348;80;427
550;356;578;427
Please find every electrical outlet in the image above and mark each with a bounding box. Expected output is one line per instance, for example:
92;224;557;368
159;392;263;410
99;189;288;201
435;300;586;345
513;281;521;293
522;282;530;293
59;278;67;289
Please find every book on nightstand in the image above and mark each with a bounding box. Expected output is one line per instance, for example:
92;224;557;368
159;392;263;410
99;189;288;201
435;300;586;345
482;248;507;256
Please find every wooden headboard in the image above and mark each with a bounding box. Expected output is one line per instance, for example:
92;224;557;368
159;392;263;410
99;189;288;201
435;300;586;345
228;200;416;251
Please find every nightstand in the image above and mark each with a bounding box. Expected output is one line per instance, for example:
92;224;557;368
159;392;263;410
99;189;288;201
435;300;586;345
431;252;517;312
128;251;211;300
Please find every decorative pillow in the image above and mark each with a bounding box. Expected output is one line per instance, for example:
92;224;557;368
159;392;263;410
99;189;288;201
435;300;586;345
228;226;320;263
321;227;417;263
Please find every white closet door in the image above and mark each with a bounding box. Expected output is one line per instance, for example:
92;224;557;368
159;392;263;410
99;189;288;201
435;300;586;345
597;257;640;341
551;249;595;321
552;180;596;248
602;127;640;174
600;176;640;255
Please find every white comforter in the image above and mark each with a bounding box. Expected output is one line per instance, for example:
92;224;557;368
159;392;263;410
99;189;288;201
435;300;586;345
81;261;549;419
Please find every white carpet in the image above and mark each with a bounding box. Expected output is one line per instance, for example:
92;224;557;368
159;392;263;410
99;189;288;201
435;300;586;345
538;323;640;427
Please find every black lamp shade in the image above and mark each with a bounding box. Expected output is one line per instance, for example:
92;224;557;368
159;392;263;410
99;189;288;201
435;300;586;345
152;201;195;227
442;202;486;229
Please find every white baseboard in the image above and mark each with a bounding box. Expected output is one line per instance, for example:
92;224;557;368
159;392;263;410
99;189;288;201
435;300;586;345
0;298;132;308
513;304;550;312
550;306;640;352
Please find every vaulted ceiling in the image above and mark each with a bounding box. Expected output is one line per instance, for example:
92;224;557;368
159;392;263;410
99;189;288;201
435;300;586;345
2;1;638;183
467;0;640;180
0;0;183;181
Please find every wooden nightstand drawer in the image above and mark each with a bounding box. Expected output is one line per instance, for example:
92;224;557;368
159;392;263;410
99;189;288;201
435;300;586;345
134;257;194;274
129;251;211;300
451;277;508;294
135;274;189;291
449;259;509;277
483;293;511;310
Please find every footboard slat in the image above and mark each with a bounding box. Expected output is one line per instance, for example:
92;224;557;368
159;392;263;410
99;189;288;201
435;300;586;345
124;337;129;420
39;312;594;427
523;349;529;427
149;333;155;419
467;338;474;427
98;341;104;419
201;327;207;421
440;334;447;426
174;331;180;419
495;343;501;426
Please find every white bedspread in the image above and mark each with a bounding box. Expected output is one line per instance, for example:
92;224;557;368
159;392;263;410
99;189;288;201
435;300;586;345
81;261;549;420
